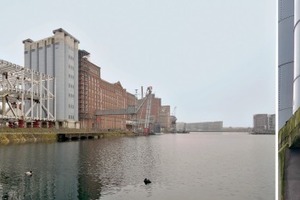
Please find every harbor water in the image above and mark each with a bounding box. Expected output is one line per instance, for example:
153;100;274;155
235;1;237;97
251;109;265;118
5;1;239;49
0;132;275;200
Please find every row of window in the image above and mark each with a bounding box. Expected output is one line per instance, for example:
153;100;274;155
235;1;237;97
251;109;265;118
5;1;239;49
68;74;75;79
68;64;75;70
68;55;75;60
68;83;75;89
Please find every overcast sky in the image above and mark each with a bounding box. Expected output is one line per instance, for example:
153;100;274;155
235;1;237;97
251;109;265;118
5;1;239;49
0;0;275;127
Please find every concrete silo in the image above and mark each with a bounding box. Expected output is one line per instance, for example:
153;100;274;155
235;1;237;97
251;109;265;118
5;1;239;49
278;0;294;129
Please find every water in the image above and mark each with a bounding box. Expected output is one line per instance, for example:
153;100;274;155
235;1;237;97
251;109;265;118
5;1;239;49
0;132;275;200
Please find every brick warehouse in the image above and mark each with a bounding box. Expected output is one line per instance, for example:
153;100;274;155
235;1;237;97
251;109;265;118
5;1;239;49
79;50;136;130
78;50;172;132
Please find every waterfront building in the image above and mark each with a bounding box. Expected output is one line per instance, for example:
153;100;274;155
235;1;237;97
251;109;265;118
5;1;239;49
183;121;223;132
253;114;275;131
136;94;162;133
253;114;268;130
278;0;294;129
78;50;136;130
268;114;275;131
159;105;171;132
23;28;79;128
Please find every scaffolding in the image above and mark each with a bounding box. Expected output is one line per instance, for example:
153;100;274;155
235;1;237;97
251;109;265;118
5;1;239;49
0;59;55;126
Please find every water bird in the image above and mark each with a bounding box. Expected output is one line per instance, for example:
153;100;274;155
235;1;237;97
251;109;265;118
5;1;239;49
25;171;32;176
144;178;151;185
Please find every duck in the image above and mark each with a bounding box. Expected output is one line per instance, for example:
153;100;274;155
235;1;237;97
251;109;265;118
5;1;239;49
25;171;32;176
144;178;151;185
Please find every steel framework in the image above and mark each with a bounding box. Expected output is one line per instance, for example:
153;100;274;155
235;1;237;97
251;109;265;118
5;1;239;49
0;59;55;123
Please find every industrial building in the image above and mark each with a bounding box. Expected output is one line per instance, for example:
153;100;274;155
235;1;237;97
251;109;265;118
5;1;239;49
78;49;173;133
78;50;136;130
159;105;171;132
23;28;79;128
0;28;175;132
178;121;223;132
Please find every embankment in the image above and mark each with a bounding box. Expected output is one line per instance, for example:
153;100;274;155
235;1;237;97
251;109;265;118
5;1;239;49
0;128;134;145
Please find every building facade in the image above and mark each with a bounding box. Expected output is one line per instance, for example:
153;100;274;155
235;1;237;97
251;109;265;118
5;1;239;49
253;114;268;130
78;50;136;130
136;94;162;133
23;28;79;128
159;105;171;132
253;114;275;131
268;114;275;131
184;121;223;132
78;50;100;129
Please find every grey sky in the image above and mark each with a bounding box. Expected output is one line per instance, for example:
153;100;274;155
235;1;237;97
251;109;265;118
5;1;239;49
1;0;275;127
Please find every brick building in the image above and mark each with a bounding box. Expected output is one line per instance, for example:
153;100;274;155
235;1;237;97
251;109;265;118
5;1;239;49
78;50;136;130
159;105;171;132
135;93;162;133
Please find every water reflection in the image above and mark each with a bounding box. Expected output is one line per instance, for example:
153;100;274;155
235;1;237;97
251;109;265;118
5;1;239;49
0;142;80;199
0;133;275;200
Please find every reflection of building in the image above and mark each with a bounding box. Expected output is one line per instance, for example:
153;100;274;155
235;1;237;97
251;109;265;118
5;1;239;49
253;114;275;131
178;121;223;132
278;0;294;129
23;28;80;128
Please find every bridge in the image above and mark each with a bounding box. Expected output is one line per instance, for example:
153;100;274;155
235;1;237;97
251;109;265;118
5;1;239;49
95;92;155;134
0;59;55;127
279;108;300;200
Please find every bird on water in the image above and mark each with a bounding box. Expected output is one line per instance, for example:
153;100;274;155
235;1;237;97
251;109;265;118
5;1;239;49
144;178;151;185
25;171;32;176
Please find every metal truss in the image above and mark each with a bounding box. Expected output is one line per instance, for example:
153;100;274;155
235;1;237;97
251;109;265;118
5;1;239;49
0;59;56;122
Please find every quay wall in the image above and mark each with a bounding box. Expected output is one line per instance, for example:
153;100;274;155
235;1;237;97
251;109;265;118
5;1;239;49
0;128;134;144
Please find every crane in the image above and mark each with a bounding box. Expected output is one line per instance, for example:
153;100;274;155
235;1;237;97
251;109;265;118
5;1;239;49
143;86;153;134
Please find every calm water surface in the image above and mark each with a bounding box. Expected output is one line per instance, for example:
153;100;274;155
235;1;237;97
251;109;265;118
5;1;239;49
0;132;275;200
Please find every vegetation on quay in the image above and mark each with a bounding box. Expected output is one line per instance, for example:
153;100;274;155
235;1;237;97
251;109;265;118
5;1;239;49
0;128;134;145
278;108;300;200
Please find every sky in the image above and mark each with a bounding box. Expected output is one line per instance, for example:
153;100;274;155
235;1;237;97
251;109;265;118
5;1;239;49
0;0;276;127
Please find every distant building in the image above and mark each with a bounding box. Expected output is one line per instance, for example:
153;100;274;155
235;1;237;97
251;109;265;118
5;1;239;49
23;28;80;128
159;105;171;132
180;121;223;132
253;114;268;130
253;114;275;131
268;114;275;131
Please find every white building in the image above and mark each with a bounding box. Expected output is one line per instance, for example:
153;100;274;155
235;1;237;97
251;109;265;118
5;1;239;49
23;28;79;128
